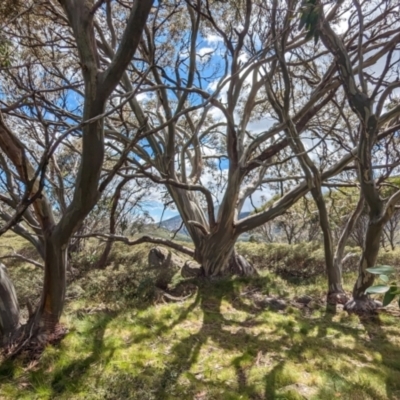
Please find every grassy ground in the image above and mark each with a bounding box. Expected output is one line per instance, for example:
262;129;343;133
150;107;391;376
1;237;400;399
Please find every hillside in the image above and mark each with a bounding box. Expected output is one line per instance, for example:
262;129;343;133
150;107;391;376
158;210;251;237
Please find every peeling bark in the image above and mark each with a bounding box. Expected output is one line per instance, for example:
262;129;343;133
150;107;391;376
195;229;257;277
0;263;20;344
32;236;67;335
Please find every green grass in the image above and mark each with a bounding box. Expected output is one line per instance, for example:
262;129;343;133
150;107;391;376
1;237;400;399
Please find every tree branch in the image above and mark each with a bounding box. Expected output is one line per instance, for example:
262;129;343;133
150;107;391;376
100;0;154;99
76;233;195;258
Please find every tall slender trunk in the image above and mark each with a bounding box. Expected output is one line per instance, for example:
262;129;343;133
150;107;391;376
344;219;385;313
330;195;365;303
96;241;113;270
0;263;19;344
34;236;67;334
310;187;346;301
348;221;384;306
96;177;129;269
333;196;364;271
316;0;400;313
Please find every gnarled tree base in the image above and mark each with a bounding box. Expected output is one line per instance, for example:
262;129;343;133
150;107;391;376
226;253;258;277
189;247;258;278
344;298;381;314
3;319;67;359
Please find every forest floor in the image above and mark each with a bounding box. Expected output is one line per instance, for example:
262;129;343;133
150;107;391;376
1;234;400;399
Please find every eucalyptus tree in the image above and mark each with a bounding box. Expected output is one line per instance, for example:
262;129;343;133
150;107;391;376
97;0;335;277
313;0;400;311
258;0;354;301
100;0;400;295
0;0;153;341
258;0;400;302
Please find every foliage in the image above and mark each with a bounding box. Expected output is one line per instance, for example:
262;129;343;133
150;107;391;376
366;266;400;307
299;0;320;43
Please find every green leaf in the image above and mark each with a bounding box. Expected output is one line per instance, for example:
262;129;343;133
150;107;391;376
365;285;390;294
383;290;396;306
389;284;399;294
398;297;400;308
379;274;389;283
366;265;395;275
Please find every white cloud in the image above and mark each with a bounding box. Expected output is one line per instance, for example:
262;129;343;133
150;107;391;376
205;34;223;44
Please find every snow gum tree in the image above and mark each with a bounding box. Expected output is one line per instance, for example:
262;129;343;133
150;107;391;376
0;0;153;341
313;0;400;312
101;0;400;296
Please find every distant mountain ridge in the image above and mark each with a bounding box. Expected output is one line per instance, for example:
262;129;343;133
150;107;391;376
159;210;250;235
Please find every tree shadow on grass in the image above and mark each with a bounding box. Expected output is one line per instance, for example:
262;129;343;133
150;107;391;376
0;310;118;398
49;312;117;397
150;276;307;398
3;274;400;399
301;308;400;400
150;276;271;399
358;312;400;399
145;276;400;400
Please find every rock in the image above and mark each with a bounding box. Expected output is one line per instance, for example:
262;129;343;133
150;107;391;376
181;260;203;278
148;247;184;289
296;295;313;305
263;296;287;311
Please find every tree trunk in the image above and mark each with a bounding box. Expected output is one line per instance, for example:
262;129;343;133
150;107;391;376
311;188;346;302
33;236;67;336
196;232;257;277
345;220;384;313
0;263;20;344
95;177;128;269
330;196;365;304
96;240;113;269
167;179;257;278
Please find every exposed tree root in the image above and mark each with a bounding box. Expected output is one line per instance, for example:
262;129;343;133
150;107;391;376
2;322;68;361
154;288;193;303
344;298;381;315
181;260;204;278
